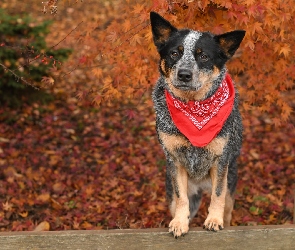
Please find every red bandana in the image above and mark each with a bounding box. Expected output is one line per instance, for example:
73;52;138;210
165;73;235;147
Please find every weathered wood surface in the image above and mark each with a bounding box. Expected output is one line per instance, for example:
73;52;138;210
0;225;294;250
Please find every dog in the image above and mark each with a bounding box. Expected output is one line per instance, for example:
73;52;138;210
150;12;245;237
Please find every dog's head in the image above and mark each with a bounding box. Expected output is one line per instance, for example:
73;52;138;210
150;12;245;100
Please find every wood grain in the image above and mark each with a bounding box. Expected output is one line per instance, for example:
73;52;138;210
0;225;294;250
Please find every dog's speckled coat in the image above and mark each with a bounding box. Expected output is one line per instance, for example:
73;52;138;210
150;12;245;237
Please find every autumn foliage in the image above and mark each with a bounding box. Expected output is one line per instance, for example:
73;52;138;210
82;0;295;125
0;0;294;231
2;0;295;122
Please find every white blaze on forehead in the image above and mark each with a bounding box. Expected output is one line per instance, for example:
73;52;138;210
183;31;202;58
173;31;203;89
176;31;202;69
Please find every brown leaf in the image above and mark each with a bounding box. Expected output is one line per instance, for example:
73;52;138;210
34;221;50;231
18;211;28;218
51;198;63;210
36;193;51;203
41;76;55;85
3;167;23;178
2;201;13;212
52;182;65;193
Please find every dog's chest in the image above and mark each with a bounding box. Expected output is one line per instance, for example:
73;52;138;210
175;145;218;179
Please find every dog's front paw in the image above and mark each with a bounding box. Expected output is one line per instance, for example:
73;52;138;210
169;217;189;238
203;214;224;232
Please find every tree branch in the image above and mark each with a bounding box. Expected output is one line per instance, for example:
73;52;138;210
0;63;40;90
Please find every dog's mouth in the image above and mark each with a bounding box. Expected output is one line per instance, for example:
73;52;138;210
174;82;201;92
174;84;192;90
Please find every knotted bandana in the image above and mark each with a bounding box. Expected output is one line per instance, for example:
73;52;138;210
165;73;235;147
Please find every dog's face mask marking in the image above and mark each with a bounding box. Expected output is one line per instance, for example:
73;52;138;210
150;12;245;100
160;31;227;95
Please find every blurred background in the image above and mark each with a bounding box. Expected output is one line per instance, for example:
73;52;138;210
0;0;294;231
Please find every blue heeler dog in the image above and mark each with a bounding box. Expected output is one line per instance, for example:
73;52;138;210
150;12;245;237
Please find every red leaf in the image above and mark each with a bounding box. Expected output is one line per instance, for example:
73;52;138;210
79;55;87;64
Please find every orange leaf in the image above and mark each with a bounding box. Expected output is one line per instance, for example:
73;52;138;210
92;68;103;78
130;34;142;45
251;22;263;35
132;3;144;14
34;221;50;231
18;211;28;218
122;19;131;33
281;103;292;121
36;193;50;203
220;0;232;9
279;44;291;58
81;221;93;229
244;0;256;6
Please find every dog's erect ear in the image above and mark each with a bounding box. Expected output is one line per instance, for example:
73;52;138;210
150;12;177;50
214;30;246;59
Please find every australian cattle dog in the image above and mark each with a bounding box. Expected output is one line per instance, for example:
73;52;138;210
150;12;245;237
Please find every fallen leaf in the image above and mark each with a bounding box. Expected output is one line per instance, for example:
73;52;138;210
36;193;51;203
18;211;28;218
34;221;50;231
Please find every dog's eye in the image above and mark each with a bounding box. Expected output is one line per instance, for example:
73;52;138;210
170;51;179;59
199;53;209;62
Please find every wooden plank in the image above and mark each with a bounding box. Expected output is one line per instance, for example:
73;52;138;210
0;225;294;250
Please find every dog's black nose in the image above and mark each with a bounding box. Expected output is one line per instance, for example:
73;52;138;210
177;69;192;82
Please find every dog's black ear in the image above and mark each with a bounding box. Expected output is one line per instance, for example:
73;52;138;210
150;12;177;50
214;30;246;59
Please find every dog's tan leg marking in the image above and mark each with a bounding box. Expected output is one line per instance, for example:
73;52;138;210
223;191;234;227
169;198;176;218
206;136;233;227
168;164;190;238
205;136;228;156
158;132;190;237
203;165;228;231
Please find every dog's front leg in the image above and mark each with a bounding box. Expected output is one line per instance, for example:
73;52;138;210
158;132;190;237
168;164;190;238
203;165;228;231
